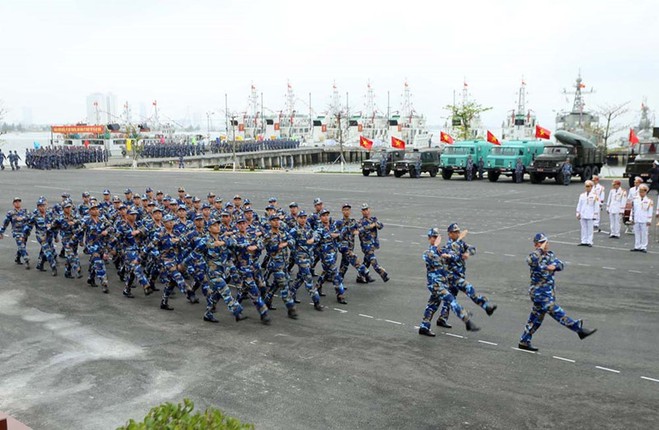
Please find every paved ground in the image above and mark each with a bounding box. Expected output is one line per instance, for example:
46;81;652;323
0;168;657;430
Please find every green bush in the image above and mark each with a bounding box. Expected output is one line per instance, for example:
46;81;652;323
117;398;254;430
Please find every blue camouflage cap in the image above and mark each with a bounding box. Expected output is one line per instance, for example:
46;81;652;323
163;214;176;222
128;208;139;215
268;214;280;221
320;208;330;216
151;207;163;213
243;198;251;205
214;196;223;203
37;198;47;206
243;207;254;213
201;203;211;209
265;205;275;211
82;191;90;197
236;217;247;224
220;211;230;217
533;233;548;243
289;201;298;208
447;223;460;233
192;196;201;203
207;192;216;198
313;197;322;205
194;214;204;221
141;194;148;201
124;188;132;194
103;189;111;195
61;192;70;198
13;196;22;202
427;227;440;237
63;201;73;208
268;197;277;203
145;187;153;193
297;210;307;218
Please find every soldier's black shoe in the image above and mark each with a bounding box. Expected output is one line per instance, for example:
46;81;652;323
419;327;436;337
465;320;480;332
87;278;96;287
382;273;390;283
366;274;376;283
287;308;298;320
75;271;83;279
436;318;452;329
485;304;497;316
123;289;135;298
336;296;348;305
51;267;57;277
143;287;154;296
187;292;200;304
518;343;538;352
356;276;368;284
102;284;109;294
59;249;65;258
578;327;598;340
64;272;74;279
293;298;301;304
260;313;271;325
36;264;46;272
160;302;174;311
235;313;248;322
266;300;277;311
313;302;324;311
203;313;219;323
24;260;30;270
318;288;327;297
15;256;22;265
149;281;160;292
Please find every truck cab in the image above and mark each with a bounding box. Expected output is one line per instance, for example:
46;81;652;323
393;148;441;178
486;140;546;182
361;149;405;176
624;139;659;187
439;140;492;180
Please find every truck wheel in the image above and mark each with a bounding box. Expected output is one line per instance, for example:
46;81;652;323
429;167;437;177
394;171;403;178
488;171;500;182
530;172;542;184
555;174;564;185
409;167;417;178
441;169;453;180
376;168;383;177
580;166;592;182
362;170;370;176
385;168;391;176
592;166;599;177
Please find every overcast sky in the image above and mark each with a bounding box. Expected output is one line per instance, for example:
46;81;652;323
1;0;656;135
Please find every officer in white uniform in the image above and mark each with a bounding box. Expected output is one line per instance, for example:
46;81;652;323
606;179;627;238
625;177;643;234
576;180;598;247
631;184;654;252
592;176;605;232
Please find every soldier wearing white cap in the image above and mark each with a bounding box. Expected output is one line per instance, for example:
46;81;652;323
591;176;605;233
606;179;627;238
576;180;598;247
630;184;654;252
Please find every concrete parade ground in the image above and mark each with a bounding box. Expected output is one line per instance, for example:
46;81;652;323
0;168;657;429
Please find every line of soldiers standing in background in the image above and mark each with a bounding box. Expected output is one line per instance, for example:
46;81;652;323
0;188;389;325
22;146;108;170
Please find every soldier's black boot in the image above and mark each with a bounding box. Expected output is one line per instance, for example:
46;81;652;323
101;283;109;294
260;313;271;325
313;301;324;311
149;280;160;292
203;312;219;323
123;288;135;298
578;327;597;340
235;313;248;322
15;254;22;265
355;275;368;284
336;295;347;305
265;297;277;310
381;272;390;283
24;258;30;270
419;327;436;337
436;318;452;329
518;343;539;352
485;304;497;316
160;300;174;311
365;274;376;283
287;308;298;320
465;319;480;332
51;267;57;277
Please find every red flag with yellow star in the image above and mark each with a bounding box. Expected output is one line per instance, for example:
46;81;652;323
391;136;405;149
535;125;551;140
486;130;501;146
360;135;373;150
440;131;454;144
629;128;640;146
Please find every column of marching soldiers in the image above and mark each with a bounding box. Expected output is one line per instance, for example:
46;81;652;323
0;187;393;325
23;146;108;170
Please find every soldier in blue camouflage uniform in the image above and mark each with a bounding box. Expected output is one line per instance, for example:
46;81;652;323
335;203;371;283
263;215;298;319
419;228;479;336
357;203;389;282
185;219;247;323
79;202;113;293
115;208;155;298
436;223;496;328
25;198;58;276
52;201;82;279
316;208;347;304
233;217;271;324
289;211;323;311
518;233;597;351
0;197;31;269
182;214;209;296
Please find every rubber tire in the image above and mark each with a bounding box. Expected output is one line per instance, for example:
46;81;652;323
442;169;453;180
591;166;599;177
429;167;437;178
394;171;404;178
581;166;592;182
530;172;542;184
555;174;564;185
376;168;383;177
362;170;370;176
409;167;417;178
488;171;500;182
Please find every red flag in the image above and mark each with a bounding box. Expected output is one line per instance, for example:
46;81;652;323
440;131;454;144
391;136;405;149
83;140;89;148
360;135;373;150
486;130;501;146
535;125;551;140
629;128;639;146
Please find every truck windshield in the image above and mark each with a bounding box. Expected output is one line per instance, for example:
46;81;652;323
543;146;568;155
369;153;385;161
403;153;421;160
638;143;657;155
492;147;522;156
443;147;471;155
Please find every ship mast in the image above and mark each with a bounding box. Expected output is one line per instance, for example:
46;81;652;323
329;81;342;116
364;81;376;119
248;83;259;128
401;80;414;119
517;79;527;117
562;72;594;125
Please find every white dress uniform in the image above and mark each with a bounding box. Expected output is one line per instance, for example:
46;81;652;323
627;186;640;202
631;195;654;251
576;191;599;245
593;183;605;229
606;187;627;238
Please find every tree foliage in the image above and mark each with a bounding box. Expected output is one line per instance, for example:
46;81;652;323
444;101;492;140
116;399;254;430
596;102;630;149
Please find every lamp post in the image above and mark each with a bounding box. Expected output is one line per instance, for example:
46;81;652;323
206;111;214;140
231;115;237;172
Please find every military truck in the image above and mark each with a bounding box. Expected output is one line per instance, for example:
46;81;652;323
623;129;659;187
439;140;492;180
486;140;546;182
393;148;441;178
361;148;405;176
527;130;605;184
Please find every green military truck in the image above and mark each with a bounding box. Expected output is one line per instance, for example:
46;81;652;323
393;148;441;178
527;130;605;184
486;140;546;182
439;140;492;180
361;149;405;176
623;131;659;187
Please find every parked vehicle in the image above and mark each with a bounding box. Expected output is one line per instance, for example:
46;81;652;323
486;140;546;182
624;135;659;187
393;148;441;178
439;140;492;180
361;149;405;176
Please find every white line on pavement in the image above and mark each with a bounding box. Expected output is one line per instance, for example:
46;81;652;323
512;347;537;354
595;366;620;374
629;270;643;274
445;333;464;339
333;308;348;314
384;319;403;325
504;254;516;257
358;314;374;319
552;356;576;363
34;185;69;191
602;267;616;270
477;340;497;346
577;263;591;267
483;251;495;254
641;376;659;383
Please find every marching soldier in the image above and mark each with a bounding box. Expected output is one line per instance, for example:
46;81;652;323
357;203;389;282
0;197;31;269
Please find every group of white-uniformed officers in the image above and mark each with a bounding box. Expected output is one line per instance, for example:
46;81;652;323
576;175;657;252
0;187;389;325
